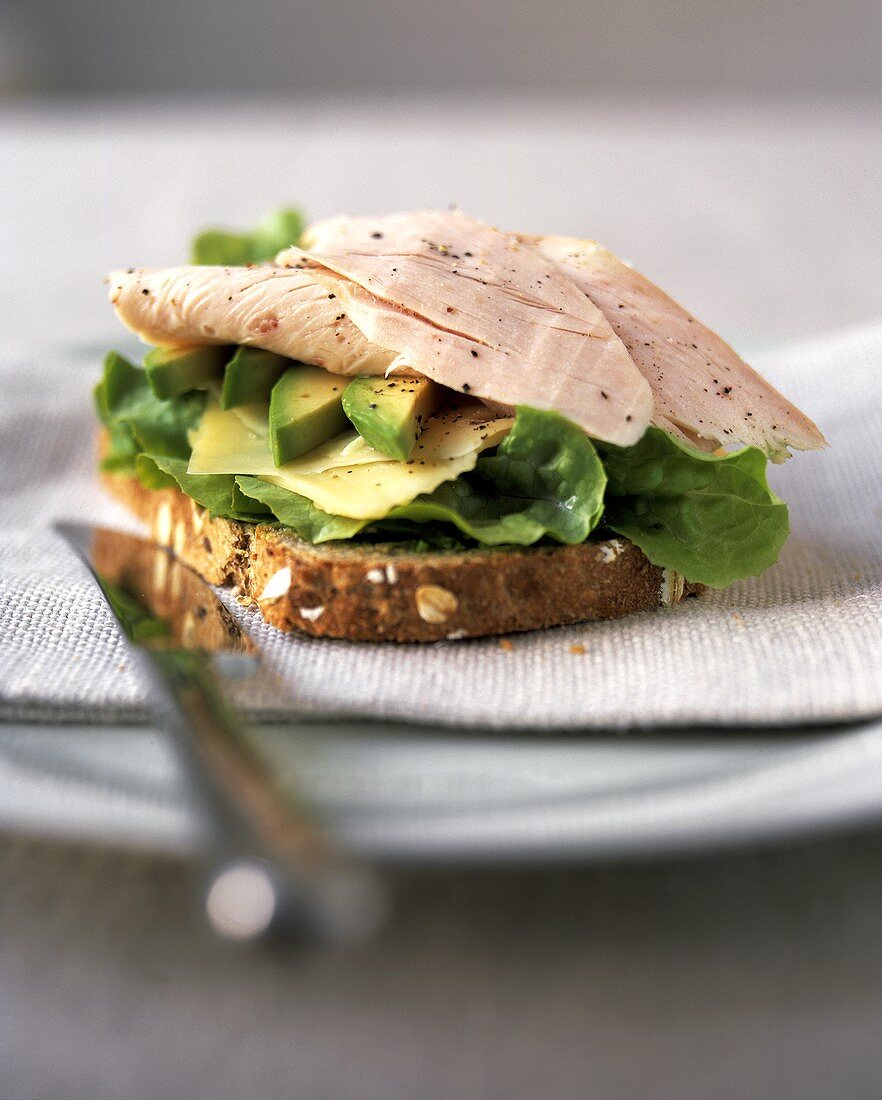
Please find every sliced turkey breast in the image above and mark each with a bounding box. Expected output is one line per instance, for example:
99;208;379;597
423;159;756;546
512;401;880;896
303;213;825;458
529;236;826;460
107;264;395;376
284;210;654;447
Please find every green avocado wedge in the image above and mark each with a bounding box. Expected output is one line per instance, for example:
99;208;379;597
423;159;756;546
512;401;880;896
342;376;441;460
143;345;229;399
221;347;291;409
269;365;348;466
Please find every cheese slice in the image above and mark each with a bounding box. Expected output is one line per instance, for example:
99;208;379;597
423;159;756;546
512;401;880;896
189;398;513;520
228;401;271;438
286;430;395;473
188;400;394;476
188;400;274;475
262;404;513;519
205;383;270;437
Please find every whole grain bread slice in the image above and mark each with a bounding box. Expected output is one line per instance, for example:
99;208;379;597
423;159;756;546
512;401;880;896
100;468;702;643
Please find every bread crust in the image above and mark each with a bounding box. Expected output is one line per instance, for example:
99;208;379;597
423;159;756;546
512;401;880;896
100;468;703;643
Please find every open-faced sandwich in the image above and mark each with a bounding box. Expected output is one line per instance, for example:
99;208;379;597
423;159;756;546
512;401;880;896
97;208;824;642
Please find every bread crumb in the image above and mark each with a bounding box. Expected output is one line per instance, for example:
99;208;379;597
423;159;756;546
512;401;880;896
499;638;514;652
730;611;747;628
569;643;586;655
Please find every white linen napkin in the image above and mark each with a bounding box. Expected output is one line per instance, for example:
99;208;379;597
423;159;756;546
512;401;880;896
1;321;880;729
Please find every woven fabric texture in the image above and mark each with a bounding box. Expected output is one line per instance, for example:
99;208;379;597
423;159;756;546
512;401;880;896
1;323;880;729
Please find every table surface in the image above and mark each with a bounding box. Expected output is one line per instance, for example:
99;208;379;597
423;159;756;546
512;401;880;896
2;95;882;1099
3;828;882;1100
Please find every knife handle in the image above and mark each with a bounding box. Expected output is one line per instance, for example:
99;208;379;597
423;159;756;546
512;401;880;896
137;647;386;944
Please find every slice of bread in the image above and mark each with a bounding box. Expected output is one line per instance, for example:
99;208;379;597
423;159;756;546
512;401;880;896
100;466;703;642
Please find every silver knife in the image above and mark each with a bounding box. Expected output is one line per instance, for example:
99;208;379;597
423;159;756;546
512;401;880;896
56;522;386;945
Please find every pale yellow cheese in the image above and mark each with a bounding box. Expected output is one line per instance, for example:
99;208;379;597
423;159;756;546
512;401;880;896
204;383;270;438
286;430;394;473
188;401;393;476
228;401;271;437
188;398;513;520
188;400;275;475
262;405;513;519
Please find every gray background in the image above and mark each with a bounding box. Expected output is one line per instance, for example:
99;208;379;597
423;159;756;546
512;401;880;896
1;0;881;97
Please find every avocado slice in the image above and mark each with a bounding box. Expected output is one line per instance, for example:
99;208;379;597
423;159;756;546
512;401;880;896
220;347;290;409
143;345;229;399
269;365;348;465
342;376;441;460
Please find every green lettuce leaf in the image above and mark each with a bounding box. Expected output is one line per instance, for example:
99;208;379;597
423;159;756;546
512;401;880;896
135;453;178;492
96;351;205;460
235;477;475;547
473;406;606;542
231;481;273;519
190;208;305;265
598;427;789;587
389;407;605;545
95;356;139;473
138;456;268;522
98;422;140;475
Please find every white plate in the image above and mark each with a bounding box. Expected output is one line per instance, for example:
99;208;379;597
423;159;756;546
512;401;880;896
2;717;882;862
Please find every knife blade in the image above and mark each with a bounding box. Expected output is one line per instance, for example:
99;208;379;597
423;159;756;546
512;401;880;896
56;521;386;945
